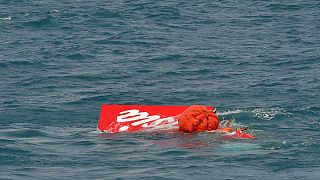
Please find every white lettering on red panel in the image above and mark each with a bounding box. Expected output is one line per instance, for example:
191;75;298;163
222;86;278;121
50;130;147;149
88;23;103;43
116;109;176;130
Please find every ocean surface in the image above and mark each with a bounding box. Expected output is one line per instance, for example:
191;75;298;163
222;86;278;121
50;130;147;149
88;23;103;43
1;0;319;179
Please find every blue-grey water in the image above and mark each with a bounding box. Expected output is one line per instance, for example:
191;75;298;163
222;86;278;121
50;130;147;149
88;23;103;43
1;0;319;179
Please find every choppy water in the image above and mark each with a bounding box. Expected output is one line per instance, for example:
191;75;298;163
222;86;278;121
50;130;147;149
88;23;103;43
1;0;319;179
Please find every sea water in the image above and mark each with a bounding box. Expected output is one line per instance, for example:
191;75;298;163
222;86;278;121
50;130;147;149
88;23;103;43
1;0;319;179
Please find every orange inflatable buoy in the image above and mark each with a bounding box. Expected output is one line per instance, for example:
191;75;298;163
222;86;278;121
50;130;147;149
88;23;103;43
178;105;220;132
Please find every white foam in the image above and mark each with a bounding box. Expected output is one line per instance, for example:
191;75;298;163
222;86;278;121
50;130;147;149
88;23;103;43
217;109;243;116
1;16;11;21
50;9;59;13
252;107;290;120
89;129;104;134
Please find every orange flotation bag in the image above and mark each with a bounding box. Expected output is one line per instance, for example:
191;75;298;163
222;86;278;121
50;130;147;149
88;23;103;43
178;105;220;132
